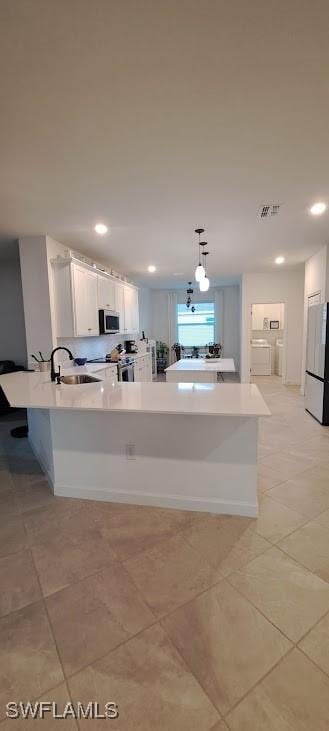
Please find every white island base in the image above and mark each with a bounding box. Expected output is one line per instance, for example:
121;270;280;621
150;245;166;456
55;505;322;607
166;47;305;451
0;372;270;518
165;358;236;383
29;407;259;517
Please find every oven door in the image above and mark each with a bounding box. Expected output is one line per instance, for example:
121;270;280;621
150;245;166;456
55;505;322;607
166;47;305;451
118;363;134;382
99;310;120;334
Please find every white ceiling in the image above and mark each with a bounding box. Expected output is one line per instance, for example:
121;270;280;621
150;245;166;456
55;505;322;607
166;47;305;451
1;0;329;288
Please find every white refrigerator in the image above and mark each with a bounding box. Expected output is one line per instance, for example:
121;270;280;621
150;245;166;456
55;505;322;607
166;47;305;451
305;302;329;425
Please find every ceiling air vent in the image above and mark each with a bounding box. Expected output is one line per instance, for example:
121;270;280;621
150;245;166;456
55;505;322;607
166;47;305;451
259;204;280;219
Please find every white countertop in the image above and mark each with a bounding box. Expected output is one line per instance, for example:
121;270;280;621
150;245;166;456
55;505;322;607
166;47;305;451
165;358;235;372
0;368;270;417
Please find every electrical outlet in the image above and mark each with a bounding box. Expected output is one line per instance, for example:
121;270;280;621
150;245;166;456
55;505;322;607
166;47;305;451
125;444;136;460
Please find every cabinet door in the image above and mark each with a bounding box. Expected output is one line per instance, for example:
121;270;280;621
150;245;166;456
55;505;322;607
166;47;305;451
97;276;116;310
144;354;152;381
131;288;139;333
123;286;139;334
123;286;134;333
114;284;125;332
72;264;99;336
134;362;143;382
106;366;118;382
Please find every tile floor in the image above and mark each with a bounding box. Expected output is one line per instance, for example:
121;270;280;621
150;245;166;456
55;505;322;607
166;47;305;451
0;376;329;728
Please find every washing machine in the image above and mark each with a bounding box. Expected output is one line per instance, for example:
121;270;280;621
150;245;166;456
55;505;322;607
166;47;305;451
251;339;272;375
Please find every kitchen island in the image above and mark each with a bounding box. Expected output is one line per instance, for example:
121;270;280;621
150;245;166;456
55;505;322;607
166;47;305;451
0;366;269;517
165;357;236;382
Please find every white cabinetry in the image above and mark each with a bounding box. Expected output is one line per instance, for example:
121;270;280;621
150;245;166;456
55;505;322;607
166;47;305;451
114;283;125;329
53;261;99;337
72;264;99;336
94;365;118;382
123;286;139;334
134;354;152;382
52;258;139;338
97;275;116;310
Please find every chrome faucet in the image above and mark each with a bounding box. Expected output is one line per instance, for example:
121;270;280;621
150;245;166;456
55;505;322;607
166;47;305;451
50;347;74;382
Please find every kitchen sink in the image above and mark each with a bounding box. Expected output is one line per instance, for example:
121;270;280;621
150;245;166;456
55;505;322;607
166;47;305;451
60;374;101;385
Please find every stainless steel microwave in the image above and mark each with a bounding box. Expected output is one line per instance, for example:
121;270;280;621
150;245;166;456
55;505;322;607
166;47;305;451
99;309;120;334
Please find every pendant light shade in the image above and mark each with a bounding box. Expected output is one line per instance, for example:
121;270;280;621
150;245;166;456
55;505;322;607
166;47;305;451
199;275;210;292
199;250;210;291
195;263;205;282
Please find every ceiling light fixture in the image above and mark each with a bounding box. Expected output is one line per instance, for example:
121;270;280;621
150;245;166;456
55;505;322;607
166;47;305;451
194;228;206;282
147;265;156;273
275;256;285;265
199;251;210;291
94;223;108;235
310;202;327;216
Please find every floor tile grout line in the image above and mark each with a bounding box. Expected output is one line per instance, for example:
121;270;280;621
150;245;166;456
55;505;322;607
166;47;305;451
296;642;329;682
296;605;329;647
0;596;78;726
254;508;327;548
253;512;311;546
275;540;329;585
30;555;80;730
225;571;297;646
157;617;223;723
226;561;329;648
265;489;329;521
64;618;159;684
221;645;296;723
161;592;295;720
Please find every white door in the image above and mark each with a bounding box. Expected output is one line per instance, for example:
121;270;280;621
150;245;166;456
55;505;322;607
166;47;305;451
97;276;116;310
72;264;99;336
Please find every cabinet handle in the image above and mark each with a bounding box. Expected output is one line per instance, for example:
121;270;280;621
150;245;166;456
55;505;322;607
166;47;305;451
88;328;92;331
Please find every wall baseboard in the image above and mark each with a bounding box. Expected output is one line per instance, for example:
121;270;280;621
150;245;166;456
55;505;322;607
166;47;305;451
53;483;258;518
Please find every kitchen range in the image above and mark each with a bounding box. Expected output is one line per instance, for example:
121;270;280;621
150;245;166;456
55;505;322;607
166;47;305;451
88;355;135;381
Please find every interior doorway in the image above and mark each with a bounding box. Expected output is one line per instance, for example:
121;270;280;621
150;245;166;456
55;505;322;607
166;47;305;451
250;303;286;383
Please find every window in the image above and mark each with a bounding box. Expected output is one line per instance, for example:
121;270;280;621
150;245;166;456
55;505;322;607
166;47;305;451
177;302;215;347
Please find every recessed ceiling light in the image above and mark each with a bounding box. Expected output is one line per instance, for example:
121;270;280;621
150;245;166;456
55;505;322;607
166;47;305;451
310;202;327;216
94;223;108;235
275;256;285;265
147;265;156;273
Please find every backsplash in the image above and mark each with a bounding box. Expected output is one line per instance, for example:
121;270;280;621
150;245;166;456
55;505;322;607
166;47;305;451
56;334;135;364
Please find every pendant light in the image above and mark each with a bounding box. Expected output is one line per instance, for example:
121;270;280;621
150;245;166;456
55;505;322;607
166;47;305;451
199;251;210;292
186;282;193;309
194;228;205;282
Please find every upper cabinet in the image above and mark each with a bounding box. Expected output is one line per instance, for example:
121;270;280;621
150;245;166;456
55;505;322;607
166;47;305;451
52;259;139;337
114;283;125;326
72;264;99;336
123;285;139;334
97;275;116;311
